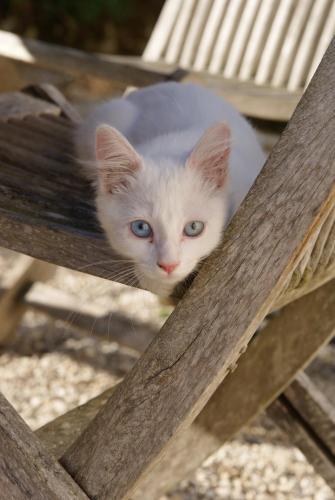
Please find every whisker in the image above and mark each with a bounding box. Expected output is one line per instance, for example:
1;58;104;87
75;258;135;272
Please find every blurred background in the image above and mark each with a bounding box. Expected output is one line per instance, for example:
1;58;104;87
0;0;163;54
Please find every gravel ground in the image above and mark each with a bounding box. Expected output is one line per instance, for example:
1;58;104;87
0;248;334;500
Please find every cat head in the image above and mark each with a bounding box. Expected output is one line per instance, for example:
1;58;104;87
94;123;230;296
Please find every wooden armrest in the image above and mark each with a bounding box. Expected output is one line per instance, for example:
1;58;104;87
0;30;180;88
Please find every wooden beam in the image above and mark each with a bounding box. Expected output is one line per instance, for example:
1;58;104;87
58;41;335;500
0;392;88;499
267;391;335;491
283;372;335;457
35;278;335;498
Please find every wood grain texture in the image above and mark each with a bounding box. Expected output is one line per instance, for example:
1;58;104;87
34;278;335;499
267;396;335;491
0;97;333;306
60;40;335;500
0;392;88;499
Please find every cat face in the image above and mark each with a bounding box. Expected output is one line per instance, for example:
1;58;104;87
95;124;230;297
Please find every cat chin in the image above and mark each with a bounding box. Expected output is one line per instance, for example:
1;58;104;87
137;273;178;298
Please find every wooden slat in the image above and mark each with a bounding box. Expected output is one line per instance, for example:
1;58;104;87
165;0;196;65
272;0;313;87
0;392;88;499
59;41;335;500
35;277;335;499
179;0;212;68
193;0;229;72
238;0;277;80
0;30;180;88
0;121;73;159
288;0;331;91
208;0;245;74
255;0;295;85
306;1;335;86
267;395;335;490
223;0;261;79
284;373;335;457
143;0;183;61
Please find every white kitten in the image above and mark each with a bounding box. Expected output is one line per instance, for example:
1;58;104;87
76;82;265;297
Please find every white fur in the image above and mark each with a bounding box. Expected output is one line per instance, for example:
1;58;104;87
76;82;266;296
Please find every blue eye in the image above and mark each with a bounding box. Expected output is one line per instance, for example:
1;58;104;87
184;221;205;237
130;220;152;238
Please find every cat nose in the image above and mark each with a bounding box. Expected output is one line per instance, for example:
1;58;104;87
157;261;180;274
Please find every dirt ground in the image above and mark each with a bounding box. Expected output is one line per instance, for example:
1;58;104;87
0;248;334;500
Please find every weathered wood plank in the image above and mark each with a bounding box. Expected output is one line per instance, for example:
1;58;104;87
267;396;335;491
284;373;335;457
35;278;335;499
59;41;335;500
0;392;88;499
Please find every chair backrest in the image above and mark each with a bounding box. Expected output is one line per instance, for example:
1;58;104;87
143;0;335;91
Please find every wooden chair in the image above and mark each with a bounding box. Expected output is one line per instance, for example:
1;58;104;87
0;0;333;344
143;0;335;116
1;1;334;122
0;30;335;498
0;0;335;495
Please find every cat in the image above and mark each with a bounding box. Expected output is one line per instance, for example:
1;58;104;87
75;82;266;297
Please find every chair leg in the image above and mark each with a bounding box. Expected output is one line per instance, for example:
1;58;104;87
267;373;335;490
0;255;56;343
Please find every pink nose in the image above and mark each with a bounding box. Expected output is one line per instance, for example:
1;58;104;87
157;261;179;274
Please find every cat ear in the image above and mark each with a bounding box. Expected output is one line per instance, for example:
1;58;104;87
95;125;142;194
186;123;230;189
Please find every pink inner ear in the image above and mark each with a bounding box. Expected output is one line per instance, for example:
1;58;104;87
187;123;231;189
95;125;141;194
